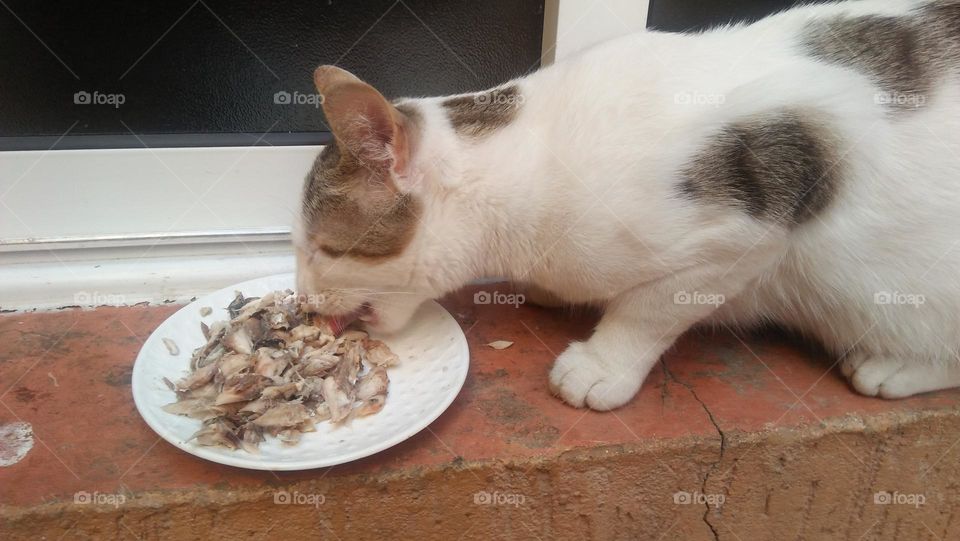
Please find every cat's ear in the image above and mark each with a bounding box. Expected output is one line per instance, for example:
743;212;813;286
314;65;414;185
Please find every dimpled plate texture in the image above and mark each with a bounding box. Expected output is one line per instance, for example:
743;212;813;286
131;273;470;470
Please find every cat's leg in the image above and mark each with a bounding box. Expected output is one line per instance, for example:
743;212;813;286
549;251;780;410
841;352;960;398
548;289;679;410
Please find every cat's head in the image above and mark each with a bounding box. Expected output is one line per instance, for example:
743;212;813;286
294;66;446;333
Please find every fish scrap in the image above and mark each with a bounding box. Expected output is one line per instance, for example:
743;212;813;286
162;338;180;355
162;289;396;452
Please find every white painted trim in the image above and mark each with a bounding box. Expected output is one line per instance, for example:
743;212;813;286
0;228;291;251
542;0;561;65
547;0;649;64
0;145;316;241
1;237;294;311
0;145;311;310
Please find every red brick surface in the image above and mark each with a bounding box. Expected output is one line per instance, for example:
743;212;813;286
2;284;959;539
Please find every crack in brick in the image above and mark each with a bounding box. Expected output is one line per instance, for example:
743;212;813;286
662;360;725;541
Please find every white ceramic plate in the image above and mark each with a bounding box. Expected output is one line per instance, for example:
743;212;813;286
131;273;469;471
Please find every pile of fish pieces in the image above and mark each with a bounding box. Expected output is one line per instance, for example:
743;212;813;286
162;290;399;453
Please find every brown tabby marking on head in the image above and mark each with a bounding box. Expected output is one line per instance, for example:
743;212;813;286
302;142;421;261
441;85;523;138
801;2;960;112
679;109;841;226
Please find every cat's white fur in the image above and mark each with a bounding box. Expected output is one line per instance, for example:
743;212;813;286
296;0;960;409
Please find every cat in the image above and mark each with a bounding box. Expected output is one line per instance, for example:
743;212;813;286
295;0;960;410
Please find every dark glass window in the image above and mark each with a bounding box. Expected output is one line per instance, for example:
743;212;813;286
0;0;544;150
648;0;826;32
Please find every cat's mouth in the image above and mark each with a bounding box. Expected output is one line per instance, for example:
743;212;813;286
332;303;376;332
356;303;379;326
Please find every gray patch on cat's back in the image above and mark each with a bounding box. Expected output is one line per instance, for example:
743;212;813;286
441;85;522;138
920;1;960;61
801;15;930;110
679;109;840;226
800;2;960;112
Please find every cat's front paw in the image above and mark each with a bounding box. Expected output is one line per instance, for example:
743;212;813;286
842;353;952;399
548;341;642;410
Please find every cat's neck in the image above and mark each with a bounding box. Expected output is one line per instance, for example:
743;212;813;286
425;50;681;284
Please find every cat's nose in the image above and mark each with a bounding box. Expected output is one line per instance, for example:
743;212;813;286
295;263;316;297
295;272;308;295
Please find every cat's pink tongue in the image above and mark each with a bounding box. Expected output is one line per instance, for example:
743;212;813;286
329;314;350;336
309;305;368;336
328;311;363;335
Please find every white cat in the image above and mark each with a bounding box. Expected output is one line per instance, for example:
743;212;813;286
295;0;960;410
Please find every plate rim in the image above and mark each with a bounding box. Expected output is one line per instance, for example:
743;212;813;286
131;273;470;471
